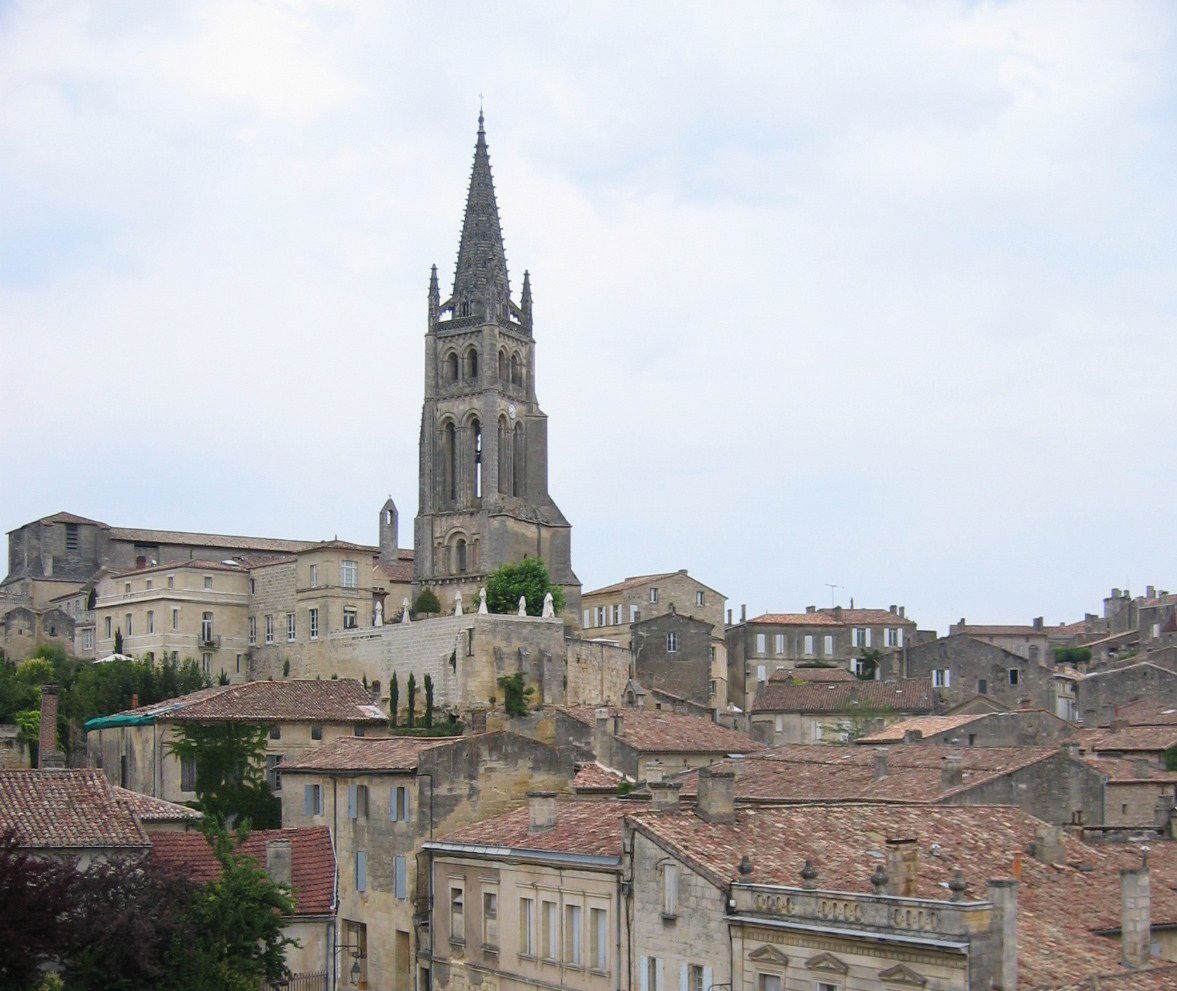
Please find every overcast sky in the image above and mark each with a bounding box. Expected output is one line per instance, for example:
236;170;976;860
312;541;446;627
2;1;1174;634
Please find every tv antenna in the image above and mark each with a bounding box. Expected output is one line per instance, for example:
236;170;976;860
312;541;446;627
824;583;842;607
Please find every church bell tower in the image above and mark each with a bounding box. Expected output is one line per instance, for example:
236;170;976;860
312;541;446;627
413;113;580;615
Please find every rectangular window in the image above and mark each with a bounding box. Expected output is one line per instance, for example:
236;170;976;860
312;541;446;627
756;664;766;683
309;564;318;588
695;590;704;607
756;633;766;655
649;587;658;603
595;606;606;626
392;784;411;821
82;629;94;651
564;903;582;966
666;632;678;652
355;851;367;892
248;616;256;644
542;899;558;959
249;578;256;594
181;755;197;791
286;613;295;641
647;957;660;991
309;608;319;639
978;678;988;694
759;977;781;991
125;613;133;636
303;783;322;816
483;890;499;948
264;614;274;644
630;604;639;623
394;856;407;900
146;610;154;634
235;653;241;674
311;724;323;741
145;579;153;590
1009;669;1020;686
886;627;899;647
203;576;212;590
266;754;283;791
269;724;282;740
348;783;370;819
611;603;622;624
804;634;814;656
662;864;678;916
65;523;79;551
689;965;705;991
450;887;464;942
167;576;174;589
774;633;785;654
201;652;211;675
172;608;179;630
125;583;131;594
340;560;358;588
590;907;607;971
343;606;357;630
853;627;866;647
823;634;834;655
519;897;535;956
933;668;951;688
105;616;112;638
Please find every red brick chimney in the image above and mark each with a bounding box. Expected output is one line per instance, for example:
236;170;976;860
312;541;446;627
38;684;64;769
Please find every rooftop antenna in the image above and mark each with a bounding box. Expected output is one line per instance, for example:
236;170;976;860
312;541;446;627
824;583;842;607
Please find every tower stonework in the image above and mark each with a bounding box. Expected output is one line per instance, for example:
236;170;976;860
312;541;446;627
413;114;580;617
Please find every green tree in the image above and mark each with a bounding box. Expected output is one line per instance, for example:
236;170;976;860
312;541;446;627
113;629;123;655
496;673;535;717
164;723;280;829
406;673;417;729
1053;646;1093;666
485;557;565;616
412;588;441;616
822;700;895;744
854;649;882;681
390;671;399;728
15;657;53;686
423;674;434;728
1165;745;1177;773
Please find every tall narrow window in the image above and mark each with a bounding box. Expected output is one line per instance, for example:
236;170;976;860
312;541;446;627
340;560;358;588
471;418;482;500
455;539;467;574
483;890;498;948
287;613;295;641
309;564;318;587
498;415;511;493
512;422;525;497
445;351;458;381
564;904;582;966
498;349;508;381
343;607;357;629
248;616;256;644
450;887;464;942
510;353;521;386
823;634;834;655
804;634;814;656
650;587;659;604
202;612;214;643
666;632;678;652
394;855;407;899
264;614;273;644
65;523;79;551
755;633;766;655
590;907;607;971
444;422;457;503
542;900;558;959
146;610;154;634
309;608;319;639
519;897;535;956
662;864;678;916
774;633;785;654
172;608;179;631
125;613;133;636
466;347;479;380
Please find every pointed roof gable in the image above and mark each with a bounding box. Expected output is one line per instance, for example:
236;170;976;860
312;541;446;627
451;111;511;314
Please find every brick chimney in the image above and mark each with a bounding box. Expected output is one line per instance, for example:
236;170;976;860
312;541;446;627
649;780;682;812
940;754;963;790
695;766;735;824
266;838;292;887
528;792;557;834
38;684;64;769
903;729;923;743
885;838;918;896
987;878;1018;990
1121;857;1151;969
1031;824;1065;866
873;748;889;780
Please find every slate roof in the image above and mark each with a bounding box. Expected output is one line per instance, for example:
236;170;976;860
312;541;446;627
434;798;627;859
560;707;763;755
101;680;386;725
627;803;1177;988
281;735;454;773
112;786;203;824
752;677;934;715
672;744;1064;804
768;666;856;683
149;826;335;916
0;769;149;850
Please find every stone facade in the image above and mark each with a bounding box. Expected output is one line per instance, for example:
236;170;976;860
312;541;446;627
580;570;725;644
948;618;1052;662
631;611;718;710
1077;661;1177;727
896;633;1057;711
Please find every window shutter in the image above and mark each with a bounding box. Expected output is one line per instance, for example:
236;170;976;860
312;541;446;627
898;628;905;646
348;784;357;819
865;628;872;647
640;957;648;991
356;851;367;891
404;786;411;821
680;964;688;991
945;669;952;687
656;957;664;991
394;855;406;899
304;785;314;816
391;786;397;820
704;967;713;991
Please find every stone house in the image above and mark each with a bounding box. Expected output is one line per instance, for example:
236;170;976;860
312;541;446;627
423;796;629;991
1076;661;1177;727
280;731;574;991
1079;754;1177;828
580;569;725;644
947;617;1052;662
726;605;918;712
750;675;935;745
856;708;1077;747
150;825;336;986
85;679;387;803
629;609;724;712
552;706;763;783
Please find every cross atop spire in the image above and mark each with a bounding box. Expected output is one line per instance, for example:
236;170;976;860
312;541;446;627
451;111;510;317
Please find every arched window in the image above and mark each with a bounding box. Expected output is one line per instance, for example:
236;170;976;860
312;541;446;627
471;418;482;499
510;353;521;386
443;421;457;503
465;347;479;380
498;349;508;381
513;422;525;497
456;538;468;573
498;415;510;494
445;352;459;382
460;301;470;317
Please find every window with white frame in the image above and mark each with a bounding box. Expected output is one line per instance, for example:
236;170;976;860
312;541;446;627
695;590;704;607
201;653;211;675
286;613;295;641
564;903;582;966
886;627;899;647
595;606;606;626
248;616;256;645
647;956;660;991
343;606;358;629
756;633;766;655
450;886;464;942
340;560;358;588
611;603;622;625
774;633;785;654
104;617;112;638
201;612;213;642
649;587;658;603
146;610;154;634
82;629;94;651
264;614;273;644
483;890;499;948
309;564;318;587
661;863;678;916
689;965;705;991
804;634;814;656
630;604;639;623
590;906;607;970
203;576;212;590
933;668;951;687
542;899;558;959
125;613;133;636
823;634;834;655
666;632;678;652
309;608;319;639
519;897;535;956
852;627;866;647
756;664;766;683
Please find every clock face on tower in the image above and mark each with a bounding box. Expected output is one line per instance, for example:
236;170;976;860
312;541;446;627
507;403;517;420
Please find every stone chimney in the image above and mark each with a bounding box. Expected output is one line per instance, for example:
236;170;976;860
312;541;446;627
649;780;682;812
612;714;624;737
903;729;923;744
1153;795;1175;833
1121;857;1151;969
1031;824;1065;866
1060;741;1079;760
645;760;664;784
899;606;906;619
266;838;292;888
940;754;963;790
987;878;1018;990
740;604;746;623
528;792;557;833
806;605;816;613
38;684;64;769
885;838;918;896
695;766;735;824
727;608;732;626
1033;616;1043;629
889;605;897;614
873;748;889;780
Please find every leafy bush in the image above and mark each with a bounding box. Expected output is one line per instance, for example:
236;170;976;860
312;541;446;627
496;673;535;716
412;588;441;616
485;557;565;616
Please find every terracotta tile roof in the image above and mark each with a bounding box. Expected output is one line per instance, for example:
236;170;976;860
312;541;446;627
110;558;248;578
1044;964;1177;990
149;826;335;916
768;666;856;683
749;612;842;626
560;707;763;754
1078;726;1177;754
1114;699;1177;726
950;624;1046;637
112;786;203;824
0;769;149;849
856;713;986;742
574;762;625;792
752;677;934;715
376;557;415;583
583;572;680;597
281;735;454;773
108;526;315;554
107;680;386;725
672;744;1061;804
1080;754;1177;785
627;803;1177;988
297;539;378;554
435;798;626;859
36;511;108;527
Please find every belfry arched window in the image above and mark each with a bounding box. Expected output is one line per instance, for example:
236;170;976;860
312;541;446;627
471;418;483;499
510;353;521;386
466;347;479;380
498;349;508;381
443;421;457;503
445;352;459;382
455;538;468;573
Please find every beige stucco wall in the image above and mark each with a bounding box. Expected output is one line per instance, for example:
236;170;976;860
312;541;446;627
581;572;724;646
1105;781;1177;827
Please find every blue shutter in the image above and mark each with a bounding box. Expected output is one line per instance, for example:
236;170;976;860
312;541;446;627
704;967;713;991
355;850;367;892
304;785;314;816
639;957;648;991
390;786;397;820
348;784;357;819
394;855;406;899
403;785;411;821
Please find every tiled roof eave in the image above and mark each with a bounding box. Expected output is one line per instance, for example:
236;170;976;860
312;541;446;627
423;840;622;870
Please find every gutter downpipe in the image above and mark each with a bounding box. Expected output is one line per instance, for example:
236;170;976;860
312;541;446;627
331;776;339;991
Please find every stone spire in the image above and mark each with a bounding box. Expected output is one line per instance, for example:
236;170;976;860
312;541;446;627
521;268;532;322
428;263;440;320
451;111;510;317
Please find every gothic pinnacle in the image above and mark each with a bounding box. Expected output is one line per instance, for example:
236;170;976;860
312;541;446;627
451;111;510;312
